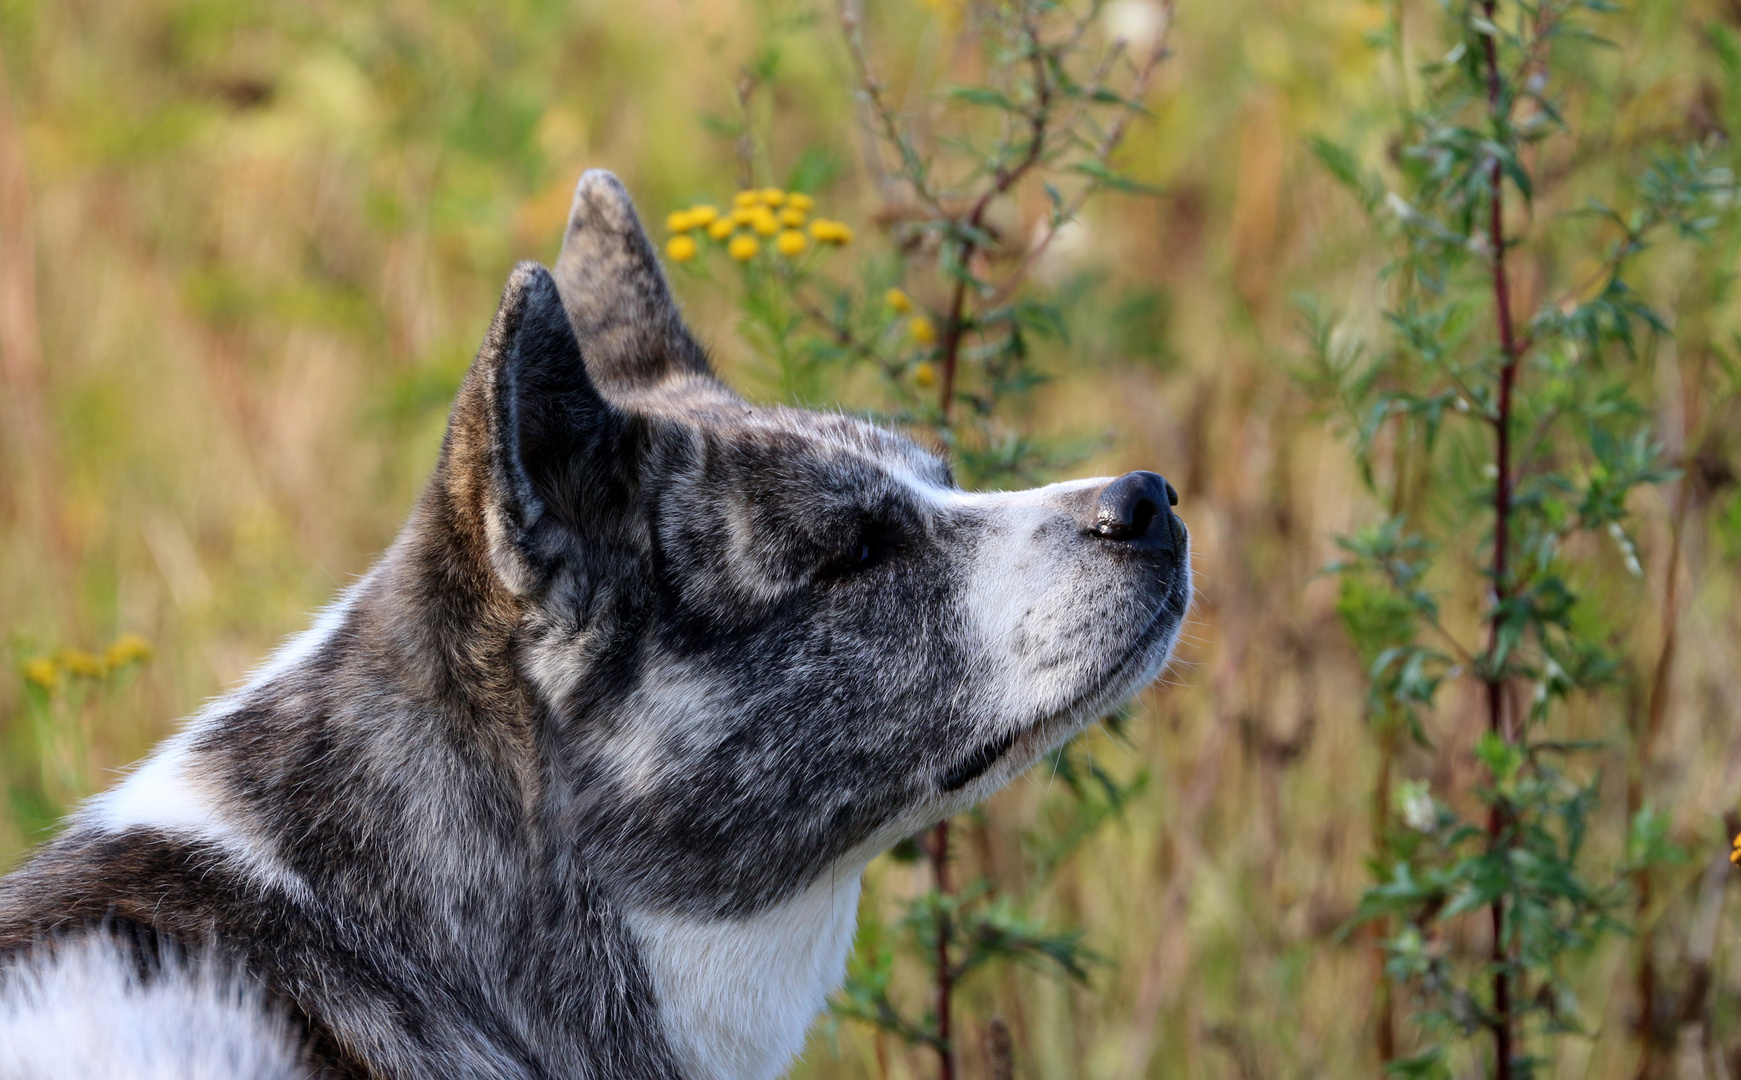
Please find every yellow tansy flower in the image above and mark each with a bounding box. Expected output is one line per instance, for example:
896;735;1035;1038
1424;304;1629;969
23;656;58;690
779;207;807;228
775;230;807;257
758;188;786;207
885;288;913;314
688;204;720;227
707;217;735;241
750;208;780;237
666;210;694;233
809;219;853;245
733;191;760;208
909;315;937;345
730;206;758;226
913;362;938;388
787;192;815;212
61;648;106;678
728;234;760;261
666;234;698;262
105;633;153;667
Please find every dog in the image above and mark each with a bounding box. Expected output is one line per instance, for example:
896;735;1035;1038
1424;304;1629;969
0;171;1191;1079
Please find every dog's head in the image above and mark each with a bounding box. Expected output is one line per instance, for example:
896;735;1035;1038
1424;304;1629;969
416;171;1189;917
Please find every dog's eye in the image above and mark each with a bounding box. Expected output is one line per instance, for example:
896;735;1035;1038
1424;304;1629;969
824;525;897;578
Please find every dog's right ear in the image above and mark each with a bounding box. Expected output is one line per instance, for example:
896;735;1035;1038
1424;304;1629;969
435;261;633;596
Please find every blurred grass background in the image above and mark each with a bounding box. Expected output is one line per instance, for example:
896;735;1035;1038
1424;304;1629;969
3;0;1741;1077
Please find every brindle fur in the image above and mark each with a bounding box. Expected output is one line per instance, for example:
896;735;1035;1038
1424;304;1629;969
0;171;1191;1080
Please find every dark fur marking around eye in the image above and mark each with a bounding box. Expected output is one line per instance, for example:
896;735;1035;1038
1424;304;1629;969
937;731;1018;792
819;520;904;579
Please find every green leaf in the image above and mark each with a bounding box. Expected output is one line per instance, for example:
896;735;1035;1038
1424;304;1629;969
785;146;844;194
1066;159;1163;196
946;85;1020;112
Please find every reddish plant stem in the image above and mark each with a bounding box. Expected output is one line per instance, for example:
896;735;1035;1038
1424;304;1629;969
929;820;955;1080
1374;719;1398;1064
1479;5;1519;1078
938;16;1052;423
1630;371;1696;1076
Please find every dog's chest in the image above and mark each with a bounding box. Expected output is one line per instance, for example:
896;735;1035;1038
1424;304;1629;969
625;872;862;1080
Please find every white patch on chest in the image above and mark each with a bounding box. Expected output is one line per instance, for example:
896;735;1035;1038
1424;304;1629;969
627;870;864;1080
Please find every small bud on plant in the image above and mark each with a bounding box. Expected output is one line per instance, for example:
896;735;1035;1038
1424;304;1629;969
105;633;152;668
59;649;105;679
666;234;698;262
23;657;57;691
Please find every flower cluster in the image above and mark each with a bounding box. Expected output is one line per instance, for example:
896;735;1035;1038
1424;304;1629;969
664;188;852;264
20;633;152;695
883;287;938;385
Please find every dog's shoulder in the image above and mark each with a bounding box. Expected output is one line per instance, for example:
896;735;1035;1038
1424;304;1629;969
0;827;240;950
0;829;372;1077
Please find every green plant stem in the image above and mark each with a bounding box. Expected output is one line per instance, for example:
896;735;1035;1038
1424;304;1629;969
1479;4;1520;1077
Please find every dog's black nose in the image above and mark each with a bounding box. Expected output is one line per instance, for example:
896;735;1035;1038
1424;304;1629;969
1089;471;1181;547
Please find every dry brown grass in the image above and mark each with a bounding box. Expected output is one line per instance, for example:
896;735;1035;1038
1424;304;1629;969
4;1;1740;1076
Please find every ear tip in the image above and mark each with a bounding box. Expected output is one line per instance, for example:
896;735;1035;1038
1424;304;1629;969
574;168;627;196
507;259;556;287
567;169;638;234
502;260;562;307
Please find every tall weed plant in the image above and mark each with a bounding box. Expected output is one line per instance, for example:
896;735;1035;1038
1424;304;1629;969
1305;0;1741;1075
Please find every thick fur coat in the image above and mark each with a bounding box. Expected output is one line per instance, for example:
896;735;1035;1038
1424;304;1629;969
0;171;1191;1079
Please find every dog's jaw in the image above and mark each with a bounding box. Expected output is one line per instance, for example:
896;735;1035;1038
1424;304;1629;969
626;865;865;1080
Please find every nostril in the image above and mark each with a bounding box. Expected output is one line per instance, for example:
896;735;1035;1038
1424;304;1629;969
1127;497;1157;539
1090;471;1176;544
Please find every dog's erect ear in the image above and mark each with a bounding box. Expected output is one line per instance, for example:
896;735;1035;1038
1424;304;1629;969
553;170;713;392
439;261;632;595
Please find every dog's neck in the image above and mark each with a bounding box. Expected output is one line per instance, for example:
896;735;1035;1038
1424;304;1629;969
625;870;863;1080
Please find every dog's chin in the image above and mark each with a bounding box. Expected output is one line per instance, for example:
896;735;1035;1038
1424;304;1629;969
931;593;1187;811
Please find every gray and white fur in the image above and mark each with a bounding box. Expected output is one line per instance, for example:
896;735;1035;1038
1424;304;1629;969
0;171;1191;1080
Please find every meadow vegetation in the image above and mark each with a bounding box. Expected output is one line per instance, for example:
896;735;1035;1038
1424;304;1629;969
3;0;1741;1077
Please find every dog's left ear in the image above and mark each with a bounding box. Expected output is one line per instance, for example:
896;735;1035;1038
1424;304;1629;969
553;170;714;393
438;261;633;595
